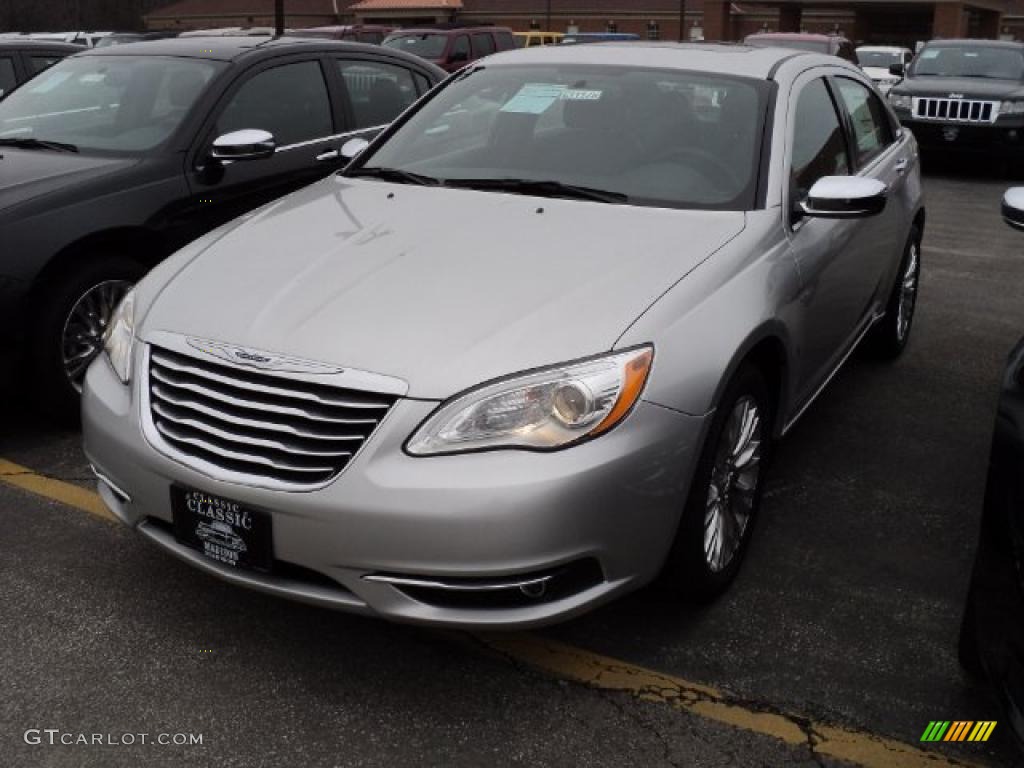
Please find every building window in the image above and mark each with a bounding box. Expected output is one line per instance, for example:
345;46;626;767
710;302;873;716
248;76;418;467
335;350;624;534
647;21;660;40
607;20;617;33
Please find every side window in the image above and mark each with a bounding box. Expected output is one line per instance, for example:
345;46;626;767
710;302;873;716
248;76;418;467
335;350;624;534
0;57;15;98
834;77;894;167
452;35;470;61
791;78;850;205
216;60;333;147
471;33;496;58
495;31;515;51
338;60;418;130
29;55;65;75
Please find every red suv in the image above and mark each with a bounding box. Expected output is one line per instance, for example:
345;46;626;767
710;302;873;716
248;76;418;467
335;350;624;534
743;32;859;64
383;27;515;72
286;25;395;45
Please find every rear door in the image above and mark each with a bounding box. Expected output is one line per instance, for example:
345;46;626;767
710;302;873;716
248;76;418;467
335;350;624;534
334;55;429;140
185;54;341;239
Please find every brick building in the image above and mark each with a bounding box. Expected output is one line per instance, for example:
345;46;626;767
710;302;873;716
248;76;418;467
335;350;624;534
146;0;1024;44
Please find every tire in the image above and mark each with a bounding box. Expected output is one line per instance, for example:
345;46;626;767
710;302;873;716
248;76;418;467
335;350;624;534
867;227;921;359
662;364;773;603
29;254;145;424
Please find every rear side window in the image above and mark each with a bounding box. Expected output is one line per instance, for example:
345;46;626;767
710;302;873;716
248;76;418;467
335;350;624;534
791;78;850;203
494;31;515;51
451;35;470;60
216;60;333;146
472;33;496;58
338;60;418;130
0;57;15;98
29;54;65;75
834;77;894;167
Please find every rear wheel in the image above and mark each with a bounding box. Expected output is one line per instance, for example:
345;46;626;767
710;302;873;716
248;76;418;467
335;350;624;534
867;228;921;359
30;255;144;423
663;365;773;602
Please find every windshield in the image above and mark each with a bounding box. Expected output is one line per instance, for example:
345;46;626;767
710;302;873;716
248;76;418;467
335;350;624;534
912;45;1024;79
858;50;901;67
352;64;767;210
0;55;223;153
383;33;447;59
745;37;828;54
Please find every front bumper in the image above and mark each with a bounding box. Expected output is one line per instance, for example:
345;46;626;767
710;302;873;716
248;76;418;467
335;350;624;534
82;344;706;628
898;117;1024;154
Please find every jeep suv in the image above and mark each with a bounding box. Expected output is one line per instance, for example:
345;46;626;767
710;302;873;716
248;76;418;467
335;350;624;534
888;39;1024;156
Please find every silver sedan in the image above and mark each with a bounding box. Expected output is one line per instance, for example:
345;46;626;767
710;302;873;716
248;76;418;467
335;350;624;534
82;42;924;628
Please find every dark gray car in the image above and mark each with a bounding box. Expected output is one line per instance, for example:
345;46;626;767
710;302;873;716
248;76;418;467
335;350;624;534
0;35;443;418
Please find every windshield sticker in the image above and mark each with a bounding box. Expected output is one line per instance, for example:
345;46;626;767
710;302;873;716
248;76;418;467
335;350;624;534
919;49;940;60
560;88;603;101
501;83;567;114
28;71;72;93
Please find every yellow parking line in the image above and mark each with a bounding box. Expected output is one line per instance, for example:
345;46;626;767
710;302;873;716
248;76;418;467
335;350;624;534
0;458;115;523
479;634;983;768
0;456;987;768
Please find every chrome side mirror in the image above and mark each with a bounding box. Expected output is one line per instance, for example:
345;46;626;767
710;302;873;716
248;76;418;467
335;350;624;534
801;177;888;219
1002;187;1024;230
341;137;370;161
210;129;276;162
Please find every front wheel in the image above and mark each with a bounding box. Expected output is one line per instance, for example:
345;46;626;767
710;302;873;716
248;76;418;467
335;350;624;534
30;255;144;423
867;228;921;359
662;365;773;602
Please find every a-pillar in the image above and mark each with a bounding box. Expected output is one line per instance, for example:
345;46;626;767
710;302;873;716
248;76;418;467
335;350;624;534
933;2;967;38
778;4;802;32
703;0;732;41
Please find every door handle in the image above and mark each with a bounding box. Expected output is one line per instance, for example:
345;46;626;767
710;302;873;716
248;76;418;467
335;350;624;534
894;157;909;174
316;149;340;162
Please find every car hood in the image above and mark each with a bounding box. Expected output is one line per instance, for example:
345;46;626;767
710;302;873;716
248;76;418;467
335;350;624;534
0;148;134;212
141;176;746;399
895;76;1024;99
862;66;895;80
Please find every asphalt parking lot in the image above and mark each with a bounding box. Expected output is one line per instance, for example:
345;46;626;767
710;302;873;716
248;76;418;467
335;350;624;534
2;161;1023;768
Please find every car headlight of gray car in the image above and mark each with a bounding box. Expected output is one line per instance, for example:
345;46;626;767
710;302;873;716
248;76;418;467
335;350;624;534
406;346;653;455
102;288;136;384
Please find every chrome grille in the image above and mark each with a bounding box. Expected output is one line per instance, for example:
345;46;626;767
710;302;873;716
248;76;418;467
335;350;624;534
147;345;396;488
913;97;999;123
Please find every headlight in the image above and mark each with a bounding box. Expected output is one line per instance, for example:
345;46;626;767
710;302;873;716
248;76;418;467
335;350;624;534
102;289;135;384
406;346;654;455
888;92;912;110
1002;100;1024;115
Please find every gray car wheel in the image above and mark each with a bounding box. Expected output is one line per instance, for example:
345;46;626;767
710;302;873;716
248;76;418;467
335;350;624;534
868;227;921;359
663;364;773;602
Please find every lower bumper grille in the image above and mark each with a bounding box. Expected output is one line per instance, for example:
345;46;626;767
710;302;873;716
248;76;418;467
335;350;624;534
146;345;396;488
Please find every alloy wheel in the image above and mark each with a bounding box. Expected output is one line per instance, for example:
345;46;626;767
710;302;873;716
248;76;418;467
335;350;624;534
896;242;920;342
61;280;133;392
704;396;763;573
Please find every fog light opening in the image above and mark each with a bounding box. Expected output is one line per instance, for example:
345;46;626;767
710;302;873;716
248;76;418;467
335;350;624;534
520;580;548;599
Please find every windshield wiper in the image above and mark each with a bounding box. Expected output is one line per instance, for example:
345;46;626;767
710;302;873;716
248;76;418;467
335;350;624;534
346;166;441;186
445;178;628;204
0;137;79;153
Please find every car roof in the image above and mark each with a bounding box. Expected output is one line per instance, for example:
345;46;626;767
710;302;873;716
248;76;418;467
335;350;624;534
921;38;1024;49
0;39;83;52
745;32;840;42
386;27;507;36
75;35;417;62
483;41;845;80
